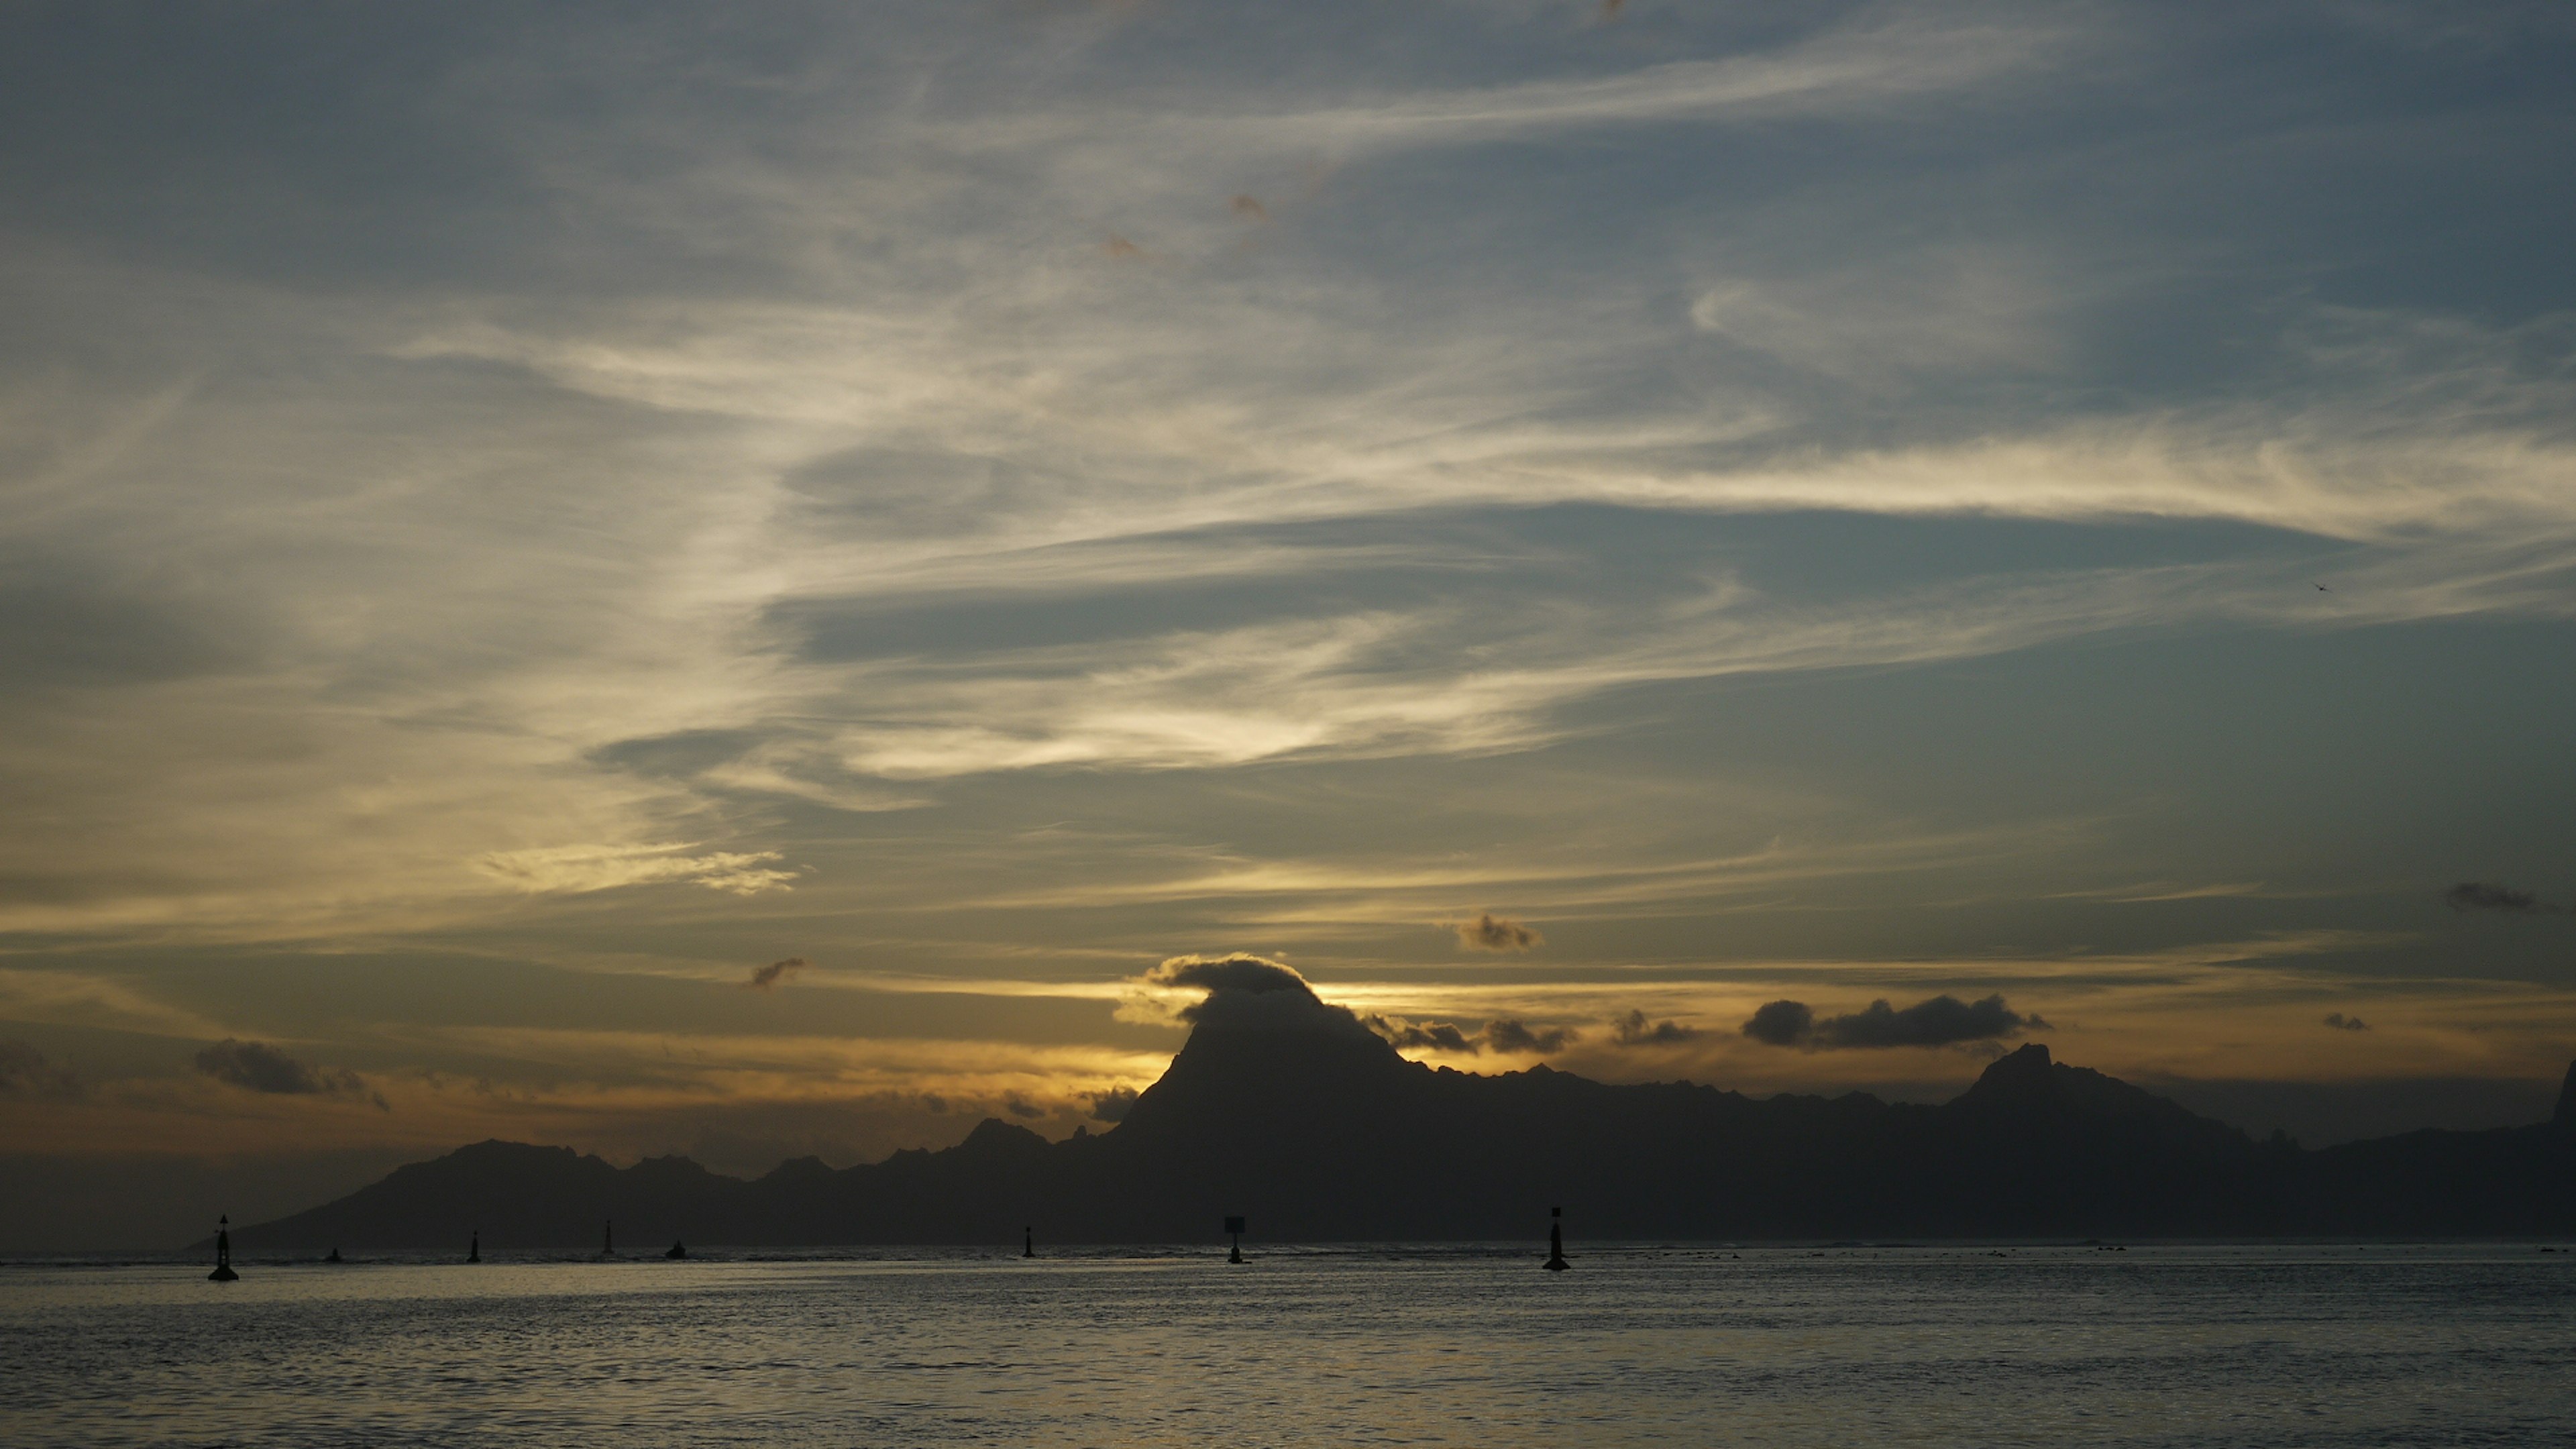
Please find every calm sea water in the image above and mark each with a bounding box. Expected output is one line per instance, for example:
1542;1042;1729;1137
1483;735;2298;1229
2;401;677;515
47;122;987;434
4;1243;2571;1447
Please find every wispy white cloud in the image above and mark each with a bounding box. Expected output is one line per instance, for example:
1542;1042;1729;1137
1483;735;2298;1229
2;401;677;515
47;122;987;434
471;843;798;897
0;0;2567;1146
1216;17;2068;149
724;521;2569;782
0;968;232;1040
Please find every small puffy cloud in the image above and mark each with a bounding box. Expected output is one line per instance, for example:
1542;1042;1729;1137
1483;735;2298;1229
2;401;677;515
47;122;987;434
472;843;797;897
2446;881;2543;913
2322;1012;2370;1032
1086;1085;1139;1122
0;1038;82;1099
1363;1014;1576;1056
1816;994;2042;1049
1230;193;1269;221
1483;1018;1578;1055
1452;913;1542;952
1364;1014;1479;1054
745;957;807;991
1742;994;2041;1051
1609;1010;1699;1047
1742;1000;1815;1046
194;1038;384;1107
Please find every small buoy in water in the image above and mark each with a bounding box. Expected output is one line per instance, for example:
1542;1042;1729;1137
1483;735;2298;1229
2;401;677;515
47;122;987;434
468;1230;481;1264
1024;1225;1034;1259
1544;1206;1570;1271
209;1215;239;1281
665;1240;686;1260
326;1247;343;1264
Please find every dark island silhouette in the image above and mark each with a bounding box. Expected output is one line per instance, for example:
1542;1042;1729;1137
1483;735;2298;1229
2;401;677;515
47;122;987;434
213;961;2576;1250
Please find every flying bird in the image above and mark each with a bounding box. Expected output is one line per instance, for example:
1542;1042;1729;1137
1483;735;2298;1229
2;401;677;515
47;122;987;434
2313;582;2330;592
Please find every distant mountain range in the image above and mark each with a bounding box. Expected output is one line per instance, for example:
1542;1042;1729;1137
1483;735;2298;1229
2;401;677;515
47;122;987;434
226;971;2576;1250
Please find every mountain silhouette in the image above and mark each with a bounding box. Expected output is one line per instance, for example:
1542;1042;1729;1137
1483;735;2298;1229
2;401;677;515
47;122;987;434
221;965;2576;1249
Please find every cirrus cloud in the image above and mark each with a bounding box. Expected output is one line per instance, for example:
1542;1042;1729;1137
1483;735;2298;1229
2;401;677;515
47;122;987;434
472;843;798;897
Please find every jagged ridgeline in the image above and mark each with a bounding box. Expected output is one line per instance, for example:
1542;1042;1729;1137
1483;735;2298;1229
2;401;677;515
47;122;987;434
221;970;2576;1249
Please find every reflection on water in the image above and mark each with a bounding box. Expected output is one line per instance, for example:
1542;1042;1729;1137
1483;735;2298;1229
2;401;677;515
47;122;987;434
4;1244;2572;1447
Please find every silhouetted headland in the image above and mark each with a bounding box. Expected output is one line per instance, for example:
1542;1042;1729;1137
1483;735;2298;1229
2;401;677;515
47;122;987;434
210;967;2576;1250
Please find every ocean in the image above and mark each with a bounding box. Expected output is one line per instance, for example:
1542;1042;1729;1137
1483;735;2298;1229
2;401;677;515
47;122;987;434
4;1243;2571;1446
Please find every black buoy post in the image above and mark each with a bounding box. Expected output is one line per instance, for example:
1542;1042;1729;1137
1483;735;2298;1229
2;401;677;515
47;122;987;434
1023;1225;1034;1258
602;1219;613;1258
468;1229;480;1263
325;1247;343;1264
208;1214;238;1281
1544;1205;1569;1271
1226;1215;1245;1264
665;1239;686;1260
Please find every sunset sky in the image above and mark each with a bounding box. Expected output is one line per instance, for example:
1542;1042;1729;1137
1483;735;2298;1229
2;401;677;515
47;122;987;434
3;1;2573;1246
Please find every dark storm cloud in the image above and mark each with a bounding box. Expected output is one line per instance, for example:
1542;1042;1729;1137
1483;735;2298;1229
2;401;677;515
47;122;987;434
1004;1095;1044;1120
2445;881;2546;913
2323;1012;2369;1032
193;1038;382;1106
1741;994;2041;1051
0;1038;82;1099
745;957;807;991
1086;1085;1139;1122
1453;913;1542;952
1609;1010;1699;1047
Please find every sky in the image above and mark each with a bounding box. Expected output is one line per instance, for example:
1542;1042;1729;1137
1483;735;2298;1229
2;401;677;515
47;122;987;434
3;0;2573;1247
